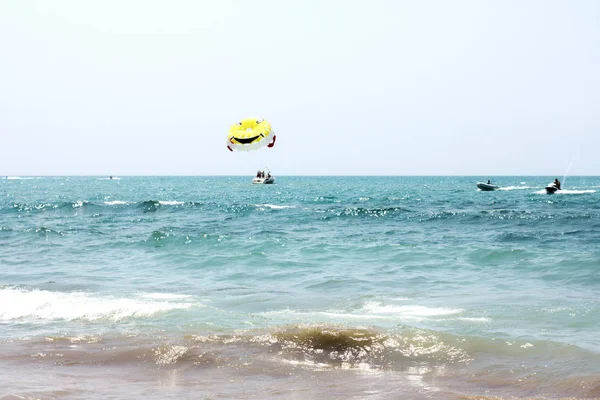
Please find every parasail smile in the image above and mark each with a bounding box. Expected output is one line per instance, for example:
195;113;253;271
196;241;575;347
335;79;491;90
231;135;261;144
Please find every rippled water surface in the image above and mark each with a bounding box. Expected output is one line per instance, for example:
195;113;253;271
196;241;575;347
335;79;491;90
1;176;599;399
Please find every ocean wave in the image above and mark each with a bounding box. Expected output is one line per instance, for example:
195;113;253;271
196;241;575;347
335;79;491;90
257;326;472;368
318;206;409;220
138;293;194;300
158;200;185;206
72;200;87;208
8;325;597;373
254;204;296;209
0;287;195;322
6;200;93;213
457;317;491;322
255;302;468;325
360;302;462;318
103;200;131;205
9;326;473;369
3;199;196;214
3;327;600;399
8;202;59;212
496;231;540;242
313;195;340;203
138;200;187;212
28;226;65;236
417;208;596;224
13;199;578;222
419;210;472;222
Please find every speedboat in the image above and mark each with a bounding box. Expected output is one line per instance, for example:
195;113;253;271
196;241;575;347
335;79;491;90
253;176;275;184
477;182;499;191
545;183;560;194
252;167;275;184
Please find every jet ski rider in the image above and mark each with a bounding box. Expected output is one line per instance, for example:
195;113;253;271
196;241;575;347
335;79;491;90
554;178;561;190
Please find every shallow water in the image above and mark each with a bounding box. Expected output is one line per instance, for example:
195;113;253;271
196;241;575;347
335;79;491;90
1;176;599;399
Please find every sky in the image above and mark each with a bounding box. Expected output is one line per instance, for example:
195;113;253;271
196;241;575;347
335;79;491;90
0;0;598;176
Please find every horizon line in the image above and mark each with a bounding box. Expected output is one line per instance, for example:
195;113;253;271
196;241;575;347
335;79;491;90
3;174;599;178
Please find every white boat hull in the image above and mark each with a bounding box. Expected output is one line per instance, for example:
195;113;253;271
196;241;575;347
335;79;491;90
252;177;275;184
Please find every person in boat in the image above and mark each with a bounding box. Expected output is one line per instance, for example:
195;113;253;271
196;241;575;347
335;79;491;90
487;180;491;184
256;170;261;178
554;178;561;190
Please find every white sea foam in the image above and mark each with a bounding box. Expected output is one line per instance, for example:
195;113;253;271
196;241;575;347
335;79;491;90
257;302;463;323
104;200;131;205
153;345;189;366
457;317;491;322
139;293;194;300
5;176;36;180
535;189;596;195
72;200;87;208
558;189;596;194
317;311;390;320
158;200;185;206
361;302;462;317
498;186;532;191
255;204;296;209
0;287;193;322
257;309;389;322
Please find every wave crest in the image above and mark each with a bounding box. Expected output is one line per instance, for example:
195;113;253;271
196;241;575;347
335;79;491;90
0;287;194;322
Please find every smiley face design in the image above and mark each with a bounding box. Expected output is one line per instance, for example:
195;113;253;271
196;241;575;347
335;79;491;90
227;118;276;152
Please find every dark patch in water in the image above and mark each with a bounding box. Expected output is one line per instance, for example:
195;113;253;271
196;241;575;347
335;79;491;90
497;231;540;242
274;327;379;355
139;200;160;213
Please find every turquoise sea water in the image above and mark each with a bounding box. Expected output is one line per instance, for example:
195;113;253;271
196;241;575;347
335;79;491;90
1;176;599;399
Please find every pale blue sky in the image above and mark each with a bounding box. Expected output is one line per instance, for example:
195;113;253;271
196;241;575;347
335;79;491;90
1;0;598;175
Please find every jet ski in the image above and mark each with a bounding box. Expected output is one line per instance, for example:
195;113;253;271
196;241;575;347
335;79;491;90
545;183;560;194
477;182;500;191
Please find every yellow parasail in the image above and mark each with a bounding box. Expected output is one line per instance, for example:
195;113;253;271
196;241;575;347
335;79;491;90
227;118;276;152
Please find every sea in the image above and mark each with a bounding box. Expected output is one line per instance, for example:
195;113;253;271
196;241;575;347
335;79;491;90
1;176;599;399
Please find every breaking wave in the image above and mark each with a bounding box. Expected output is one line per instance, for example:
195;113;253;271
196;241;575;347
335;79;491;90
0;287;195;322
